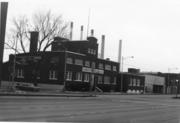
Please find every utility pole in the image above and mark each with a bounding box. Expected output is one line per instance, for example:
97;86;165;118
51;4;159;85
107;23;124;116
0;2;8;87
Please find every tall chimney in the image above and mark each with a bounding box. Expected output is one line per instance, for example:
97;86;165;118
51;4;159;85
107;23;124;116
70;22;73;40
90;29;94;37
30;31;39;53
80;25;83;40
0;2;8;87
118;40;122;72
101;35;105;59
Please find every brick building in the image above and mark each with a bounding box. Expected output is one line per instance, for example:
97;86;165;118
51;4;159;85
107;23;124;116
4;32;119;92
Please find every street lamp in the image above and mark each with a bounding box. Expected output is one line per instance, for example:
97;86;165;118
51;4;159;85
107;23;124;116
57;42;67;92
167;67;178;94
120;56;134;92
11;33;19;90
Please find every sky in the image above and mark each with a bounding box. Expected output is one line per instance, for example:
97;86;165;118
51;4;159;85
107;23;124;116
2;0;180;73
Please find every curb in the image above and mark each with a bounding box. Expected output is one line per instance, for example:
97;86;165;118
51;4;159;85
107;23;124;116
0;93;97;97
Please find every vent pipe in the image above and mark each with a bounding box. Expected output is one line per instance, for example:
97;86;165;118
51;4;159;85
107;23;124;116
70;22;73;40
80;25;83;40
29;31;39;53
90;29;94;37
118;40;122;72
100;35;105;59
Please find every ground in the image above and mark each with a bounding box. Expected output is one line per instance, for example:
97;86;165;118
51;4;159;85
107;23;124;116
0;94;180;122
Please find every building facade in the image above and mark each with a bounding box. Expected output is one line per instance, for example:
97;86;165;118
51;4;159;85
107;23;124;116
4;35;119;92
117;71;145;94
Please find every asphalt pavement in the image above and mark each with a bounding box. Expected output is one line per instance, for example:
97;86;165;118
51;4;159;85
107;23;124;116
0;94;180;123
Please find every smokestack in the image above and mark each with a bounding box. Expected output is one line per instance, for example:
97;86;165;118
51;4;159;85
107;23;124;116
70;22;73;40
0;2;8;87
30;31;39;53
80;25;83;40
100;35;105;59
90;29;94;37
118;40;122;72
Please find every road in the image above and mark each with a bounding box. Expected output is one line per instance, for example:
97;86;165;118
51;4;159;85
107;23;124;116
0;94;180;122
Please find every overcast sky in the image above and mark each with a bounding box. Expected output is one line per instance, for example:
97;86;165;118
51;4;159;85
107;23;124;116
3;0;180;73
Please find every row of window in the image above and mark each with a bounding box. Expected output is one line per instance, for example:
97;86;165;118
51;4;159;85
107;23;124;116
67;58;117;71
129;78;142;87
15;69;116;84
66;71;117;84
88;48;96;55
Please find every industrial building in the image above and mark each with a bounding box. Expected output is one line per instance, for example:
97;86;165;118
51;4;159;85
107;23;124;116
117;68;145;94
3;31;120;92
143;74;165;94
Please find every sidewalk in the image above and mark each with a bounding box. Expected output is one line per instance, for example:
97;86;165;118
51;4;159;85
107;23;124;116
0;89;97;97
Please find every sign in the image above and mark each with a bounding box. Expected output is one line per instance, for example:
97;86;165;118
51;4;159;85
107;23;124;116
82;67;92;73
93;69;104;74
82;67;104;74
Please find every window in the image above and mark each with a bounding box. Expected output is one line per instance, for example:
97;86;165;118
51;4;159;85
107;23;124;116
49;70;58;80
66;71;72;81
91;62;96;68
113;66;117;71
88;48;96;55
133;78;136;86
129;78;133;86
85;61;90;67
75;72;82;81
50;57;59;64
75;59;83;66
88;48;91;53
84;73;89;82
105;64;111;70
93;50;96;55
137;79;140;86
112;77;117;85
98;63;104;69
90;49;94;54
104;76;110;84
66;57;73;64
16;69;24;78
98;76;103;84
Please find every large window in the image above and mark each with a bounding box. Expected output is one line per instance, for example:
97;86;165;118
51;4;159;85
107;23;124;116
133;78;136;86
98;63;104;69
129;78;133;86
75;72;82;81
137;79;140;86
49;70;58;80
91;62;96;68
75;59;83;66
113;66;117;71
66;58;73;64
104;76;111;84
66;71;72;81
16;69;24;78
105;64;111;70
84;73;89;82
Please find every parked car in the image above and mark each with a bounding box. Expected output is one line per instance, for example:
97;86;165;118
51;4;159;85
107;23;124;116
15;82;40;92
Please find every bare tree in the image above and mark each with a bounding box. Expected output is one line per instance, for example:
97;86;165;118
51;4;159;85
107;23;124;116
5;11;70;53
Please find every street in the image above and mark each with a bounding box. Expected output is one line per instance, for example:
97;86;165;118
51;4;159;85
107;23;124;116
0;94;180;122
